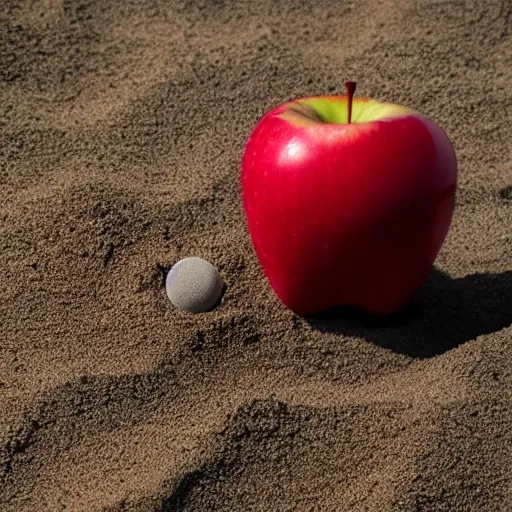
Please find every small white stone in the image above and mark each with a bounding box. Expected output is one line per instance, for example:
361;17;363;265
165;257;224;313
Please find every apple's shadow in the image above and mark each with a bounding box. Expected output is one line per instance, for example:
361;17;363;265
304;268;512;358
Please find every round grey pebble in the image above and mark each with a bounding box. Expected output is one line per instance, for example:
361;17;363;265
165;257;224;313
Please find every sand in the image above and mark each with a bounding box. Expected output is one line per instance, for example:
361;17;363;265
1;0;512;510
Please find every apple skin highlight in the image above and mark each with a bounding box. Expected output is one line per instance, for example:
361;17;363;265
241;94;457;316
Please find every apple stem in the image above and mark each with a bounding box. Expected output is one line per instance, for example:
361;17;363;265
345;81;356;124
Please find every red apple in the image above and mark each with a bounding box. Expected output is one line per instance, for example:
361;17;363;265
241;82;457;316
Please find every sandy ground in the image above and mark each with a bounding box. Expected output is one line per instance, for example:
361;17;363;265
1;0;512;510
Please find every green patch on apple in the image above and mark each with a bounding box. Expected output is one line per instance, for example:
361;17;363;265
293;96;416;125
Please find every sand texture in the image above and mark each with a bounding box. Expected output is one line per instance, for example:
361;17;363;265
2;0;512;510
